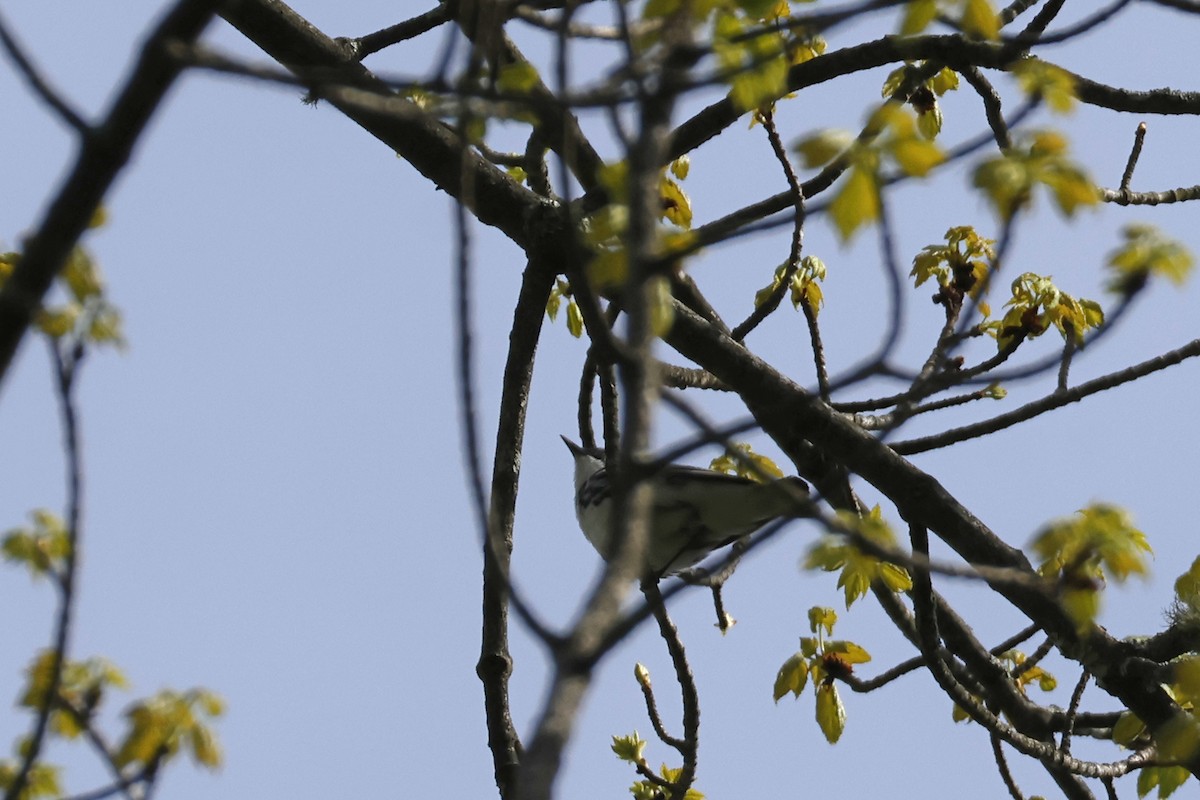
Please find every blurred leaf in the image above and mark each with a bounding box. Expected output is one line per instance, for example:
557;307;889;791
961;0;999;40
1175;556;1200;613
829;166;879;242
497;61;539;94
1112;711;1145;747
807;507;910;607
1156;714;1200;763
899;0;937;35
4;509;71;579
1106;224;1194;294
115;689;224;771
0;761;61;800
1136;765;1190;799
793;129;854;168
647;275;675;337
63;247;103;302
1013;58;1077;113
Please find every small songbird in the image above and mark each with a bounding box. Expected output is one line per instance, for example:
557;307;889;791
562;436;808;576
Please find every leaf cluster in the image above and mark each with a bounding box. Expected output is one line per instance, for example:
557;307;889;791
772;607;871;743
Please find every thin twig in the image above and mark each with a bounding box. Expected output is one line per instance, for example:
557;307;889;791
0;8;89;133
8;341;85;800
731;109;805;342
348;5;449;60
1060;671;1091;755
1119;122;1147;191
893;337;1200;454
641;581;700;794
991;733;1026;800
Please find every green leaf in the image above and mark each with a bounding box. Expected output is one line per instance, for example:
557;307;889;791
670;155;690;180
660;177;693;229
116;689;224;771
496;61;540;94
611;731;646;763
62;247;103;301
1012;58;1077;113
824;640;871;664
899;0;937;35
647;275;675;337
710;442;783;481
1171;656;1200;705
1156;714;1200;763
1106;224;1195;293
961;0;999;40
1174;556;1200;613
1136;765;1190;799
793;129;854;168
890;137;943;176
0;761;62;800
815;683;846;743
566;300;584;338
1032;503;1152;583
829;166;879;242
773;653;809;701
3;510;70;578
809;507;910;607
1111;711;1145;747
808;606;837;635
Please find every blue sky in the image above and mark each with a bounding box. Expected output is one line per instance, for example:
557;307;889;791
3;2;1200;798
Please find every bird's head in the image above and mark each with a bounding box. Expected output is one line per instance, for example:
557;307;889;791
561;435;605;488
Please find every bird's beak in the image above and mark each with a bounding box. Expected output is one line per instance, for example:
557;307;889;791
560;435;584;456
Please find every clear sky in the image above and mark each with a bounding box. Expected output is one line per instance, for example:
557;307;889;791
2;2;1200;799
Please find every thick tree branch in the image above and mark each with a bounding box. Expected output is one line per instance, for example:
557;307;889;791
662;303;1198;775
0;0;219;393
220;0;545;248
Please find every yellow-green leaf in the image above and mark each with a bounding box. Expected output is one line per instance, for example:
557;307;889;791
566;299;584;338
1156;714;1200;763
794;129;854;168
899;0;937;35
660;177;693;229
824;640;871;664
773;653;809;701
1111;711;1145;747
829;166;879;242
1175;556;1200;612
647;275;675;337
63;248;103;301
1106;224;1195;293
890;137;943;176
1013;58;1077;114
961;0;999;40
497;61;540;94
815;683;846;743
611;731;646;763
670;155;690;180
1137;765;1190;799
808;606;836;635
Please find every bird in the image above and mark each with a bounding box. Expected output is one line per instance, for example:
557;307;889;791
562;435;808;577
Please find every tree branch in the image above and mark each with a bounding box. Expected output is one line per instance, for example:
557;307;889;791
0;0;219;393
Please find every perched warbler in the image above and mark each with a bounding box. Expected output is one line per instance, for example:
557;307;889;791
562;436;808;576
